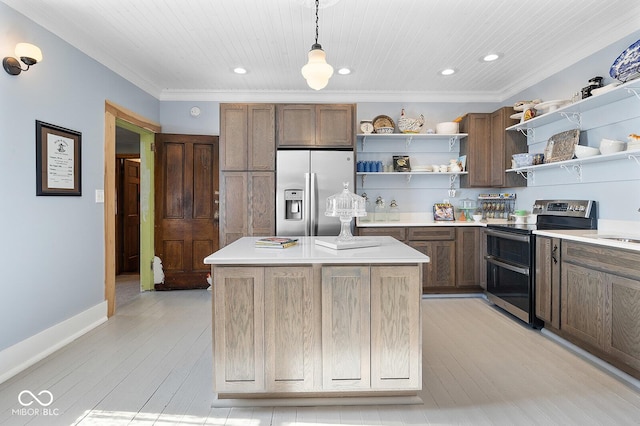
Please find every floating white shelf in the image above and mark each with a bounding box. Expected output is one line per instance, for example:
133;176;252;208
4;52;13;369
506;80;640;132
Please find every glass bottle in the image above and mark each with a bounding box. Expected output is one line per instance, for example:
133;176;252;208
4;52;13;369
360;193;371;222
374;196;386;222
388;199;400;221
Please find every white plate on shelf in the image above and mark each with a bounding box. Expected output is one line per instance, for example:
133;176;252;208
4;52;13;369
510;112;524;120
534;99;570;113
513;103;535;112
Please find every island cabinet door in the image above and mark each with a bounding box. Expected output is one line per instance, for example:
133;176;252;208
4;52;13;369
213;267;265;392
370;265;422;390
264;267;318;392
321;266;371;390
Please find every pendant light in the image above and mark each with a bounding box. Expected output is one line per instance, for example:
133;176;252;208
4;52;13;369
301;0;333;90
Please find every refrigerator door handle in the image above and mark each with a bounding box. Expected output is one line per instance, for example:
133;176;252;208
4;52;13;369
304;173;311;236
310;172;318;236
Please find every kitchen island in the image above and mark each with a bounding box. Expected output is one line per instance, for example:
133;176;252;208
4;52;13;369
204;236;429;407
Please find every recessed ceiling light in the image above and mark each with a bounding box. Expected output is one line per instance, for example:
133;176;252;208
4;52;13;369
233;67;247;74
440;68;456;76
483;53;501;62
337;67;351;75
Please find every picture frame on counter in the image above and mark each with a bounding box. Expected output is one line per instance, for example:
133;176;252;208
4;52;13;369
36;120;82;196
434;203;455;221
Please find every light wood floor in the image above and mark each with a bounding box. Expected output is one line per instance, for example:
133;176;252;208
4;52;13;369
115;273;141;308
2;292;640;425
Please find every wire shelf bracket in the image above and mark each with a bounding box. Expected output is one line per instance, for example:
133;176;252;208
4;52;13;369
560;163;582;182
559;111;582;129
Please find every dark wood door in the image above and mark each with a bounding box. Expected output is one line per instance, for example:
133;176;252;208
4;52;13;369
155;134;219;290
122;159;140;272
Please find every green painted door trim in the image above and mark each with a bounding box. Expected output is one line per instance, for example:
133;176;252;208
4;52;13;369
116;119;155;291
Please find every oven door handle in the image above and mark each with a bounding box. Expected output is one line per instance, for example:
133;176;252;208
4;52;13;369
485;255;530;276
485;229;532;243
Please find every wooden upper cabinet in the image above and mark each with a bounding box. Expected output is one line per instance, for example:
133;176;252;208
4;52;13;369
248;104;276;170
316;104;355;148
220;103;275;171
460;113;491;187
460;107;526;188
490;107;527;187
220;104;248;170
277;104;355;148
277;105;316;147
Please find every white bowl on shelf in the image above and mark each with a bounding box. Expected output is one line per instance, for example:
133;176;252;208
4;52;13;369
599;138;626;155
574;145;600;158
436;122;459;134
375;126;394;134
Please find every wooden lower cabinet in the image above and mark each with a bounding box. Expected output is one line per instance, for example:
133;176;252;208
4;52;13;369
409;240;455;289
212;267;265;393
212;263;422;395
535;236;561;329
370;266;422;389
360;226;481;292
264;267;317;392
559;241;640;379
479;229;488;290
560;262;606;349
321;266;371;390
605;273;640;372
455;227;480;288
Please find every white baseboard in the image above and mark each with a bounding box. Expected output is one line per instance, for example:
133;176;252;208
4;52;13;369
0;301;108;384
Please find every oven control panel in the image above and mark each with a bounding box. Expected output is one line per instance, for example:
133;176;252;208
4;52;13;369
532;200;595;217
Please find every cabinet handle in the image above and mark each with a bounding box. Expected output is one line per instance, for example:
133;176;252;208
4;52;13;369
551;244;558;264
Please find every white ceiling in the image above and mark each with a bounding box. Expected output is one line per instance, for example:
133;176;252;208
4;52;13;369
3;0;640;102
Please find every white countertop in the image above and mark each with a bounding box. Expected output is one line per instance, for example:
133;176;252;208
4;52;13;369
534;229;640;252
357;212;499;227
204;236;430;265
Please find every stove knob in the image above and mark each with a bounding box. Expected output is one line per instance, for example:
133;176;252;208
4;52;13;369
579;205;585;211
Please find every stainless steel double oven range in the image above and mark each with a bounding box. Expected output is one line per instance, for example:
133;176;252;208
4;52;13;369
484;199;597;327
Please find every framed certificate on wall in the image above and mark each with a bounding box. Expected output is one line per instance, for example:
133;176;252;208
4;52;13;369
36;121;82;196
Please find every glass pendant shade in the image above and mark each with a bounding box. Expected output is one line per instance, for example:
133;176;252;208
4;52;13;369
15;43;43;65
301;45;334;90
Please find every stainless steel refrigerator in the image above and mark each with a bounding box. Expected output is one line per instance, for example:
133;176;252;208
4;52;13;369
276;150;354;237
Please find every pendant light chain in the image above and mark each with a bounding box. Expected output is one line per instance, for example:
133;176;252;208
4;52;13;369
301;0;333;90
315;0;319;45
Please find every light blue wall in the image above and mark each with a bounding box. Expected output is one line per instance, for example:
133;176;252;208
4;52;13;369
0;3;159;351
160;101;219;135
504;29;640;221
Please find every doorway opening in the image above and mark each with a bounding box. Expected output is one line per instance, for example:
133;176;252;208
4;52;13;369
105;101;161;317
116;126;141;306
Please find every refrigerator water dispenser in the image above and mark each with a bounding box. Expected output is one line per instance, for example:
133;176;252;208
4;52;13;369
284;189;303;220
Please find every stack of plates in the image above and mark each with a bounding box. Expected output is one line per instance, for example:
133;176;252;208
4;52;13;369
535;99;571;114
412;165;432;172
628;140;640;151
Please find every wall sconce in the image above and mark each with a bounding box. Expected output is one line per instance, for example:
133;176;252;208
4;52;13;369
3;43;43;76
